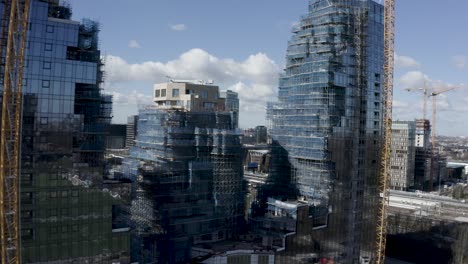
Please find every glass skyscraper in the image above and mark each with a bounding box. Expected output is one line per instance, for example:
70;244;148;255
0;0;129;262
265;0;384;262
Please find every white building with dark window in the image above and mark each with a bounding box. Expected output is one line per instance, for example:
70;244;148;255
390;121;416;190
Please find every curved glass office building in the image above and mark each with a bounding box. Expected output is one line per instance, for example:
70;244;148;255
265;0;384;262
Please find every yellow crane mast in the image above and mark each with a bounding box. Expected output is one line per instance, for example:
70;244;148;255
375;0;395;263
0;0;31;263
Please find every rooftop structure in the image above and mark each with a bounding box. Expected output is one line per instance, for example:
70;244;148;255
154;81;225;111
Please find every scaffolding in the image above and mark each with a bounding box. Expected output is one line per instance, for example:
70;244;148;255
121;101;244;263
264;0;384;263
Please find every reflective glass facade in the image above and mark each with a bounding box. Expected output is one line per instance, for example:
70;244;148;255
121;100;244;263
265;0;384;262
0;0;129;262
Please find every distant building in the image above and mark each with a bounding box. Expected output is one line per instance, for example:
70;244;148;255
220;90;239;112
242;128;256;145
106;124;127;149
220;89;239;127
414;119;432;190
255;126;268;145
192;240;276;264
126;115;138;147
415;119;431;148
390;121;416;190
122;81;244;263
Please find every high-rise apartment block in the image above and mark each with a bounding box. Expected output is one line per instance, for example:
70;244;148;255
220;89;240;127
255;125;268;145
265;0;384;262
414;119;432;190
415;119;431;148
6;0;130;262
122;82;244;263
390;121;416;190
125;115;138;147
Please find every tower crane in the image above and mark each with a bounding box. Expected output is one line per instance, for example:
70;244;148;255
429;86;461;152
0;0;31;263
428;85;462;191
375;0;395;263
405;80;430;120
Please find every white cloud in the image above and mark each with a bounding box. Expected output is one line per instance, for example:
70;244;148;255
105;48;279;85
393;100;409;109
128;40;141;49
104;48;280;125
170;24;187;31
394;53;420;68
452;55;466;69
398;71;429;88
110;90;152;106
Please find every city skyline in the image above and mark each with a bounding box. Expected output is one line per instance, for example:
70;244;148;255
0;1;467;263
69;0;468;137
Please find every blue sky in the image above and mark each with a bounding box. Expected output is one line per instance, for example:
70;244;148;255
69;0;468;136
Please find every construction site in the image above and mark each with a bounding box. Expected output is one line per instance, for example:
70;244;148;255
117;82;245;263
1;0;468;264
386;190;468;263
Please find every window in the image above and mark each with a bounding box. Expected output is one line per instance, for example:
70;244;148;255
172;88;180;97
50;191;57;198
49;209;57;217
21;173;33;185
50;227;58;234
45;43;53;51
201;90;208;99
21;229;33;239
155;89;160;97
71;190;79;197
43;61;51;69
204;102;215;109
21;192;33;204
161;89;166;97
22;210;33;220
42;80;50;88
46;25;54;33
